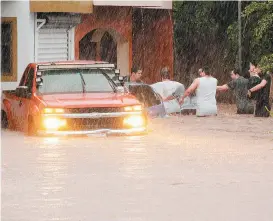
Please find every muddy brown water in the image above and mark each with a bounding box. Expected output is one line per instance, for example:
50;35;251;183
1;105;273;221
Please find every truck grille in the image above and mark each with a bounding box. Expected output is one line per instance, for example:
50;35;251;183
66;107;123;113
65;117;124;130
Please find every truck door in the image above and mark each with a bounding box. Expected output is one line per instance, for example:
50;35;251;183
9;66;29;129
14;67;35;131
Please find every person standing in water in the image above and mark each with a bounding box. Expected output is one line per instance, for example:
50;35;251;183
217;69;254;114
151;67;185;114
248;63;272;117
247;63;261;102
129;67;143;83
179;66;217;116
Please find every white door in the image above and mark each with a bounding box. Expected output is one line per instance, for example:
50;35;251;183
37;29;69;62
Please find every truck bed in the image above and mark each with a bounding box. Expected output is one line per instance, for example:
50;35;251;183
2;90;16;95
1;90;16;103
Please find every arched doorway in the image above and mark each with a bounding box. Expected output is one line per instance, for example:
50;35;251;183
79;28;129;76
79;29;97;61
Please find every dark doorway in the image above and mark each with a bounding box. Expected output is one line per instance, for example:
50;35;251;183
100;32;117;66
79;29;97;60
79;30;117;67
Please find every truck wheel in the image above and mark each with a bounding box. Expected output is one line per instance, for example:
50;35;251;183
1;111;9;129
28;116;38;136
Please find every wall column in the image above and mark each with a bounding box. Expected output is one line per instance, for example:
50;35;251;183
95;41;101;61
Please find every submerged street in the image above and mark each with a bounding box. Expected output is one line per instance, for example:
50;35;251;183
1;105;273;221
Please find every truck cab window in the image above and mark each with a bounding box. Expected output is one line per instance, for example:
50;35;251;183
37;69;114;94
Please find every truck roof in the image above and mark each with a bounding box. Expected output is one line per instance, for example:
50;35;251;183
36;60;110;65
35;60;115;71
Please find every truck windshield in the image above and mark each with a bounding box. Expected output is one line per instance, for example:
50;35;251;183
37;69;115;94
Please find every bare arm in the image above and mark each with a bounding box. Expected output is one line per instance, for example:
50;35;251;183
161;85;175;101
249;79;267;92
179;79;199;104
217;84;229;91
164;95;175;101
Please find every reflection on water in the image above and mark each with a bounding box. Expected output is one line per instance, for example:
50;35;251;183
1;113;273;221
121;136;148;179
37;138;68;206
42;137;60;145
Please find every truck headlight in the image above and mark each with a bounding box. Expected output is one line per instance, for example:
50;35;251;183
43;117;66;130
123;115;145;128
124;105;142;112
43;108;65;114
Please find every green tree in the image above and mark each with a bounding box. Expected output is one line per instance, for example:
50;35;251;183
228;1;273;72
173;1;272;102
173;1;239;87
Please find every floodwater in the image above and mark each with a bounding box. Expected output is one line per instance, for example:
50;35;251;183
1;105;273;221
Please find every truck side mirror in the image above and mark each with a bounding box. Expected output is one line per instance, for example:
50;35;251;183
36;77;43;88
115;69;120;76
15;86;31;99
118;76;125;86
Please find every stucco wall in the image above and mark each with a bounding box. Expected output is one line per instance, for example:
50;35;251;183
75;6;132;75
75;6;174;83
1;0;35;91
133;9;174;84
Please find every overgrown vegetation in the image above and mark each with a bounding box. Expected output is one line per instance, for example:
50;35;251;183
173;1;273;93
228;1;273;73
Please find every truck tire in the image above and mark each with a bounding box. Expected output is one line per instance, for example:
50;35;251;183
1;110;8;129
28;116;38;136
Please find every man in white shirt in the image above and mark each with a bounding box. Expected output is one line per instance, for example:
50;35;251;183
151;67;185;114
179;66;217;116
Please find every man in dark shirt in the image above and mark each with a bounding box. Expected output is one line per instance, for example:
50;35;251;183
217;69;254;114
248;65;272;117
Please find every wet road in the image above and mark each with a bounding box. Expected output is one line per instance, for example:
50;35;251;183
2;105;273;221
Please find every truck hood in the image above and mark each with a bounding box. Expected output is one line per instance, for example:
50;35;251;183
39;93;140;108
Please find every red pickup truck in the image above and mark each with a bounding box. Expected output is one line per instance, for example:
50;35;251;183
1;61;147;136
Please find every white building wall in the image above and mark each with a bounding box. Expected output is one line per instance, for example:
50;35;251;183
1;0;35;90
93;0;172;9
